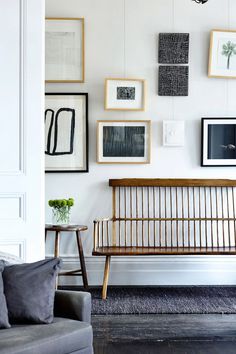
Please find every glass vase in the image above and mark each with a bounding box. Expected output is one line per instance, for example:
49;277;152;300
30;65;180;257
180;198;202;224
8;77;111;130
52;206;70;226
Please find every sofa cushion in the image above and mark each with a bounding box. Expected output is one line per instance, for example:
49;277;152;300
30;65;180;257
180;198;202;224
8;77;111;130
0;252;23;265
3;258;61;324
0;261;10;329
0;318;93;354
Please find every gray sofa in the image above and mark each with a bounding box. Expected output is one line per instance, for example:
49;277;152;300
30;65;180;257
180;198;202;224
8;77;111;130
0;290;93;354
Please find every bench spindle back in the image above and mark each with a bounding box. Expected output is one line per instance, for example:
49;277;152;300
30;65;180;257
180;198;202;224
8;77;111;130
97;179;236;250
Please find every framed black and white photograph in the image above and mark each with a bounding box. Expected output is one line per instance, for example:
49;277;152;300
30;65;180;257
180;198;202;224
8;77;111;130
97;120;151;164
45;18;85;83
105;79;146;111
45;93;88;172
208;29;236;79
201;118;236;167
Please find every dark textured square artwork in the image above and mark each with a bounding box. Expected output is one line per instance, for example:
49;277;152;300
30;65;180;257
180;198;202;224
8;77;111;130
103;126;145;157
158;66;189;96
117;87;135;100
158;33;189;64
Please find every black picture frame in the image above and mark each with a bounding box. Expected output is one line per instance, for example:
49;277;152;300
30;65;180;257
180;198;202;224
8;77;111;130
45;93;88;173
201;117;236;167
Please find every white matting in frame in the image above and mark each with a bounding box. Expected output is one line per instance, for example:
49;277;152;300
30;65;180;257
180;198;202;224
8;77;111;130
208;29;236;78
45;93;88;172
45;18;84;82
97;120;151;164
105;79;146;111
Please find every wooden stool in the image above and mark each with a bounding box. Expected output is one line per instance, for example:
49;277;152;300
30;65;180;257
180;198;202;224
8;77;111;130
45;224;88;289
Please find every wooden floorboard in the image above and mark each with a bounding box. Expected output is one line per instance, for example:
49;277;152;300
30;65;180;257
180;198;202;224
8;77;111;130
93;314;236;354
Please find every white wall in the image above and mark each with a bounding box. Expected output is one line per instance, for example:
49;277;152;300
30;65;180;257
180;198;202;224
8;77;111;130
0;0;45;261
45;0;236;285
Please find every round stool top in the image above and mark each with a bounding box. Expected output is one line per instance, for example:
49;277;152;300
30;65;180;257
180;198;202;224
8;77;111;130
45;224;88;232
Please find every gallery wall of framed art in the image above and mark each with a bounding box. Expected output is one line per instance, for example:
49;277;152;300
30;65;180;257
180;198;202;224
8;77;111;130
45;0;236;286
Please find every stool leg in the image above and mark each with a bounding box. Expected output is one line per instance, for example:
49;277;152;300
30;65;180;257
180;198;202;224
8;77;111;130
54;231;60;258
102;256;111;300
76;231;88;289
45;230;48;242
54;231;60;289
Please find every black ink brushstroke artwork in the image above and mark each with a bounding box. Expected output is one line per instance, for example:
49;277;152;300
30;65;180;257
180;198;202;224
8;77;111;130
45;107;75;156
117;87;136;100
208;124;236;160
103;126;145;157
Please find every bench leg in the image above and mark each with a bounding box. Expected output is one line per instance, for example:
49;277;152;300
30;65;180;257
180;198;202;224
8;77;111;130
102;256;111;300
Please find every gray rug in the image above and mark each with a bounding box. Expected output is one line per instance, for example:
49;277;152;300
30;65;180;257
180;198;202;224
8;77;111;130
89;287;236;315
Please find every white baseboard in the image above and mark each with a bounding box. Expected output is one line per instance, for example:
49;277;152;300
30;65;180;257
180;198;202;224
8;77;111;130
46;254;236;286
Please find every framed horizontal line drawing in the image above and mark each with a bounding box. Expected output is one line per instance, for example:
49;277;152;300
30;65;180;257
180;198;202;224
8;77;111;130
104;78;146;111
97;120;151;164
201;118;236;167
45;18;85;83
208;29;236;79
45;93;88;172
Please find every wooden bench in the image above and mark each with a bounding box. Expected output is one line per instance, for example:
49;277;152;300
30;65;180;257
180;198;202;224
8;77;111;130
93;179;236;299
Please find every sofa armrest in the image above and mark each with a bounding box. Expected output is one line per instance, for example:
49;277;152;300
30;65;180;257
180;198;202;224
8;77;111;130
54;290;91;323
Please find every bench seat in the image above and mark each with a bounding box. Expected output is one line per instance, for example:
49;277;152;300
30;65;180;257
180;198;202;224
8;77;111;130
93;246;236;256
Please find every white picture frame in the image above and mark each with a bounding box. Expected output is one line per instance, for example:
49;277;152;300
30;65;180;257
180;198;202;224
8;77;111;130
208;29;236;79
45;18;85;83
163;121;185;147
97;120;151;164
105;78;146;111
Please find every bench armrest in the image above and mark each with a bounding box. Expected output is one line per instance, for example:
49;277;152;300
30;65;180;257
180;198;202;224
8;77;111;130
54;290;91;323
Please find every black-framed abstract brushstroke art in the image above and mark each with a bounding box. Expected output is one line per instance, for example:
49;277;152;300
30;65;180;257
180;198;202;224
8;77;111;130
97;120;151;164
201;118;236;167
45;93;88;172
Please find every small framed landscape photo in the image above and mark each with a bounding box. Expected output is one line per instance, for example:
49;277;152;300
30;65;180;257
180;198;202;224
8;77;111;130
208;29;236;78
45;93;88;172
97;120;151;164
105;78;146;111
201;118;236;167
45;18;85;83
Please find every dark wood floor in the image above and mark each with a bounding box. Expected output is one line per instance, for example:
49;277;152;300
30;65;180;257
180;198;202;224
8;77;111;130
92;314;236;354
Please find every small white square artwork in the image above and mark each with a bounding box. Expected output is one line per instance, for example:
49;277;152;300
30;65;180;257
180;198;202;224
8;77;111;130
163;121;185;147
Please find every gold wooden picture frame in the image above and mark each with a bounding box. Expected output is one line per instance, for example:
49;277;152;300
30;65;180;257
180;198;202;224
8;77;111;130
45;18;85;83
208;29;236;79
104;78;146;111
97;120;151;164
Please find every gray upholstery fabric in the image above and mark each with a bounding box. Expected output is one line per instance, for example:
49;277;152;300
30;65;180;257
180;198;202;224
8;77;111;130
3;258;62;324
0;318;93;354
0;262;10;329
54;291;91;324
